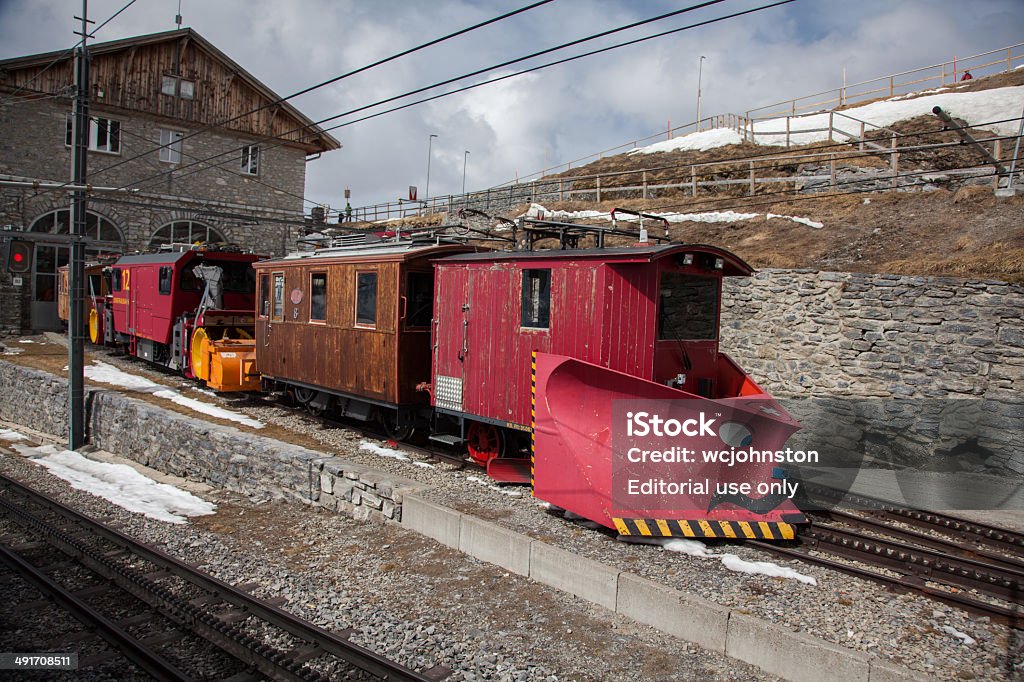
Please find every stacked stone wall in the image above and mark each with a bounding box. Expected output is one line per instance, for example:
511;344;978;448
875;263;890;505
721;270;1024;473
0;363;419;522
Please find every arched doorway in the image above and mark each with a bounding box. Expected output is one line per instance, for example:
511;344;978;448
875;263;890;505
28;209;125;331
148;220;227;249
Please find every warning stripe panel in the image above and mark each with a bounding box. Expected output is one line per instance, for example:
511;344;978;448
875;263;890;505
613;518;797;540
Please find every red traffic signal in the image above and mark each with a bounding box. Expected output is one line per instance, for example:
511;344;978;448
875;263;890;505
7;240;32;274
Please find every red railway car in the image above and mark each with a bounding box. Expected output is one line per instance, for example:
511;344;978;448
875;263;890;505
426;241;806;539
94;247;261;391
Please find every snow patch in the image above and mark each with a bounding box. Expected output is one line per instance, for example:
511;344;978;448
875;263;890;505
523;204;822;229
637;537;817;584
83;361;263;428
359;441;410;461
0;429;29;441
766;213;824;229
21;445;215;524
628;128;744;155
940;625;977;645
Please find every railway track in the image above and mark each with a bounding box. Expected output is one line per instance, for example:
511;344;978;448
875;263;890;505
751;484;1024;629
0;473;450;681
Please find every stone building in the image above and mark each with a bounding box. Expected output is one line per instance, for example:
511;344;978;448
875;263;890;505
0;28;340;332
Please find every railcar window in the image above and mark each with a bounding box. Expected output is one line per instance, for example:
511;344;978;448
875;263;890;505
658;273;719;340
220;262;256;294
158;266;173;295
111;268;122;292
310;272;327;322
521;269;551;329
272;273;285;320
405;271;433;328
179;267;201;292
356;272;377;326
258;274;270;317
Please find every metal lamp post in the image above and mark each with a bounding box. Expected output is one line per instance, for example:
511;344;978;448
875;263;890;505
696;55;706;132
424;133;438;208
462;150;470;198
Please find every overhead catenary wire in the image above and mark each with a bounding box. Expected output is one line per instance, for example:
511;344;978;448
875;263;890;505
28;0;558;197
0;0;141;106
115;0;783;202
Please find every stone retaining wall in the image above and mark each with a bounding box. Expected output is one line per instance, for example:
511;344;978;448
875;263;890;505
0;362;420;522
721;270;1024;473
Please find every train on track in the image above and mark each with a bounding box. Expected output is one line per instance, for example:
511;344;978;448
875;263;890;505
65;214;807;540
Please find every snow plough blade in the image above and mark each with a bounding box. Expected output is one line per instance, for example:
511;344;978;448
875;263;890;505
532;353;806;540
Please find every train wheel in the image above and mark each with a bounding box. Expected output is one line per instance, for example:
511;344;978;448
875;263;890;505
466;421;503;467
293;386;316;405
380;410;415;442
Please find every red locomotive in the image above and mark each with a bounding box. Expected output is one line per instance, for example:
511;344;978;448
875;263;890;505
90;246;262;392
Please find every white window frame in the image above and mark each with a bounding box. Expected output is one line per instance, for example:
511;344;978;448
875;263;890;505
159;129;184;164
65;114;121;154
241;145;260;176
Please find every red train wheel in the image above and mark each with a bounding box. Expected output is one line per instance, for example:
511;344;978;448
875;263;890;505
466;421;503;467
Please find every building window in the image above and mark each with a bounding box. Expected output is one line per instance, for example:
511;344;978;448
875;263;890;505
355;272;377;327
521;269;551;329
272;273;285;320
148;221;226;249
258;274;270;317
241;145;260;176
30;209;124;247
159;129;184;163
161;75;195;99
65;114;121;154
310;272;327;322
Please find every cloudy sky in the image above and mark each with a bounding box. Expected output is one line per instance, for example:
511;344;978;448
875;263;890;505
1;0;1022;214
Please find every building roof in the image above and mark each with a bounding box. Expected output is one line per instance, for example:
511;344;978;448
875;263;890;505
256;240;477;266
0;28;340;154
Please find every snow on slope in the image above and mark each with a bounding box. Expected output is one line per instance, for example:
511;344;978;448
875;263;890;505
520;204;823;229
630;84;1024;155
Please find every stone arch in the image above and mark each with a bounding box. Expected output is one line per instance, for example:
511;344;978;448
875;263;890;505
148;219;228;249
28;207;125;250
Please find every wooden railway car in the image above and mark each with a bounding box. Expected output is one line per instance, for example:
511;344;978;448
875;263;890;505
252;239;476;436
57;262;111;332
92;247;261;391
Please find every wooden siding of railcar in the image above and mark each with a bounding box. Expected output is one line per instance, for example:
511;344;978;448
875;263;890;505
58;265;111;323
2;39;318;149
254;261;402;405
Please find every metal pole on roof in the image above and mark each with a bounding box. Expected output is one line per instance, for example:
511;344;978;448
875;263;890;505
462;150;470;201
68;0;93;451
425;133;438;207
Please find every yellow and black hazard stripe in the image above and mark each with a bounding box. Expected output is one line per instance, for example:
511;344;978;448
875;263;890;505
613;517;797;540
530;351;536;494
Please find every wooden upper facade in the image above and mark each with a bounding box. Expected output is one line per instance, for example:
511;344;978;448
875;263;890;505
0;28;340;154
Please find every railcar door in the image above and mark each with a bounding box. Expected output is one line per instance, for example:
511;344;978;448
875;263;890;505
431;265;471;416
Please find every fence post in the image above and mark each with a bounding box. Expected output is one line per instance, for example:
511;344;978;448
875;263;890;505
891;133;899;189
1009;48;1013;71
830;154;836;188
642;171;648;200
859;122;865;151
994;139;1002;189
691;167;697;197
786;115;791;149
889;76;894;97
749;161;755;196
596;176;602;203
828;111;834;142
559;180;564;202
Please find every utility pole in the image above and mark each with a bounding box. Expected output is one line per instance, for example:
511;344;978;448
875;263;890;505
696;55;706;132
69;1;93;450
424;133;438;206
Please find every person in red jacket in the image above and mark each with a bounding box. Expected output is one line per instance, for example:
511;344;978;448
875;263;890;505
961;70;973;81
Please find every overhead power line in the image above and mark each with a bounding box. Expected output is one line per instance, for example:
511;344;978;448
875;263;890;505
109;0;746;196
146;0;791;202
36;0;556;193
